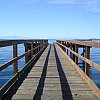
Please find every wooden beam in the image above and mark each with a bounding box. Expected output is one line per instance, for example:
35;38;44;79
70;43;73;59
13;44;18;75
35;41;37;54
75;44;78;64
85;46;90;76
24;43;29;63
57;40;100;48
31;43;33;58
0;39;48;47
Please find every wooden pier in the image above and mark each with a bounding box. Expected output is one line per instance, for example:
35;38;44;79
0;39;100;100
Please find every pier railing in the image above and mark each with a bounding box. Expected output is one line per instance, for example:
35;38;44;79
57;40;100;74
0;39;48;98
57;40;100;99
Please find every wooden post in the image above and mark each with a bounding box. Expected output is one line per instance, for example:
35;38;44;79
13;44;18;74
33;42;35;55
61;41;66;52
38;41;40;52
70;43;73;59
35;40;37;54
31;42;33;58
64;41;66;52
73;45;75;61
24;43;29;64
41;40;43;49
85;46;90;76
37;41;38;53
59;41;61;48
66;42;69;55
75;44;78;64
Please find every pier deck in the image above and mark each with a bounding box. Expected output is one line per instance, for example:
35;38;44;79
11;44;99;100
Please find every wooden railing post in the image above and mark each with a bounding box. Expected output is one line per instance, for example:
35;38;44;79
66;42;69;55
61;41;65;52
33;42;35;55
64;41;66;52
31;42;33;58
70;43;73;59
13;44;18;74
85;46;90;76
35;40;38;54
38;41;40;52
24;43;29;64
41;40;43;48
39;41;40;51
37;41;38;53
75;44;78;64
73;45;75;61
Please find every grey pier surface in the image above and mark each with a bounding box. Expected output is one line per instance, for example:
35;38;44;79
12;44;99;100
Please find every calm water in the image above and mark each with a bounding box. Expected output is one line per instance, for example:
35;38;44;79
0;40;100;88
0;44;25;87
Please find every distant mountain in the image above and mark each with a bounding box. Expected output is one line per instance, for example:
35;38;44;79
0;36;29;40
89;38;100;41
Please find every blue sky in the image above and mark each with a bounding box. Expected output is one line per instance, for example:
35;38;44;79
0;0;100;39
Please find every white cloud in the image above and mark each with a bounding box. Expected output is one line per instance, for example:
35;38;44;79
0;0;41;4
1;0;100;12
46;0;100;12
82;0;100;12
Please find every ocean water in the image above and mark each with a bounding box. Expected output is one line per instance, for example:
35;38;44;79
0;44;25;87
78;47;100;87
0;40;100;88
90;47;100;87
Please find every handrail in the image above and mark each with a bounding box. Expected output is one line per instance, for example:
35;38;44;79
0;43;48;98
0;43;47;72
57;40;100;48
0;39;48;47
57;44;100;99
57;42;100;71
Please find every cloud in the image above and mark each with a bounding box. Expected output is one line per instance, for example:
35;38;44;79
82;0;100;12
1;0;100;12
46;0;100;12
0;0;41;4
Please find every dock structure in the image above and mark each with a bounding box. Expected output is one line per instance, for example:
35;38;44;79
0;39;100;100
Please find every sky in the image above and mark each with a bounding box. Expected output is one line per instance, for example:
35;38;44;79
0;0;100;39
